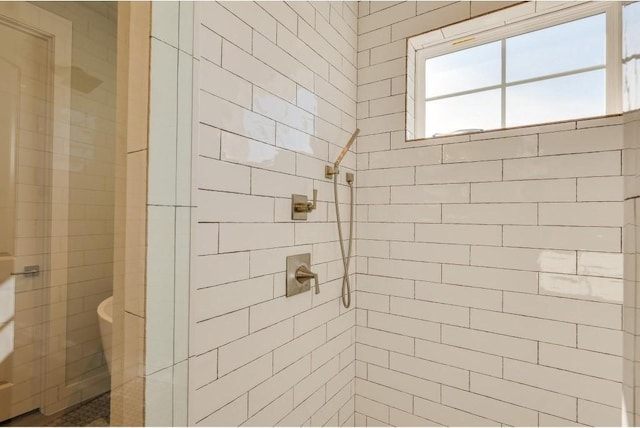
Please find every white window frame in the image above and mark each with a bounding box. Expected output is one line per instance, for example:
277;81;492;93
413;2;622;139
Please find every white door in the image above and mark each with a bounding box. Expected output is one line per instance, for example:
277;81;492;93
0;18;50;422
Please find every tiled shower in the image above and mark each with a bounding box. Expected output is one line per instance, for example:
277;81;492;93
137;1;640;427
1;1;640;427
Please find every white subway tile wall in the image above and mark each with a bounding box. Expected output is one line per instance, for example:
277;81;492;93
355;1;624;427
189;1;358;426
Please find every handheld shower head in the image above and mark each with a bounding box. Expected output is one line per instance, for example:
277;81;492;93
333;128;360;168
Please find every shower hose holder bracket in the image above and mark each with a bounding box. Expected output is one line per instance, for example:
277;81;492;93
325;165;338;179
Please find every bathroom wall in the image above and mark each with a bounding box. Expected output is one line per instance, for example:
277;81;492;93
355;1;624;426
144;1;361;426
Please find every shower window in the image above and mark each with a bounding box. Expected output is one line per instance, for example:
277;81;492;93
413;3;622;138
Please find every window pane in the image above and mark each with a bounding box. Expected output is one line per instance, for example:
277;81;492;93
425;89;501;137
506;14;605;82
506;69;605;128
425;41;501;98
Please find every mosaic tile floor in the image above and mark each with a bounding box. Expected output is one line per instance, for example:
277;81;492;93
1;393;110;427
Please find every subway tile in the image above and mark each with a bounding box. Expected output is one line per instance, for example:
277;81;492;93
354;396;389;425
368;311;440;342
470;246;576;274
294;301;340;337
219;223;294;253
391;183;470;203
195;223;219;257
357;291;390;313
200;60;252;109
189;350;218;391
441;325;537;363
539;125;623;155
443;264;538;293
389;408;440;427
368;257;441;282
503;292;621;329
218;319;293;377
357;326;413;355
357;187;390;204
311;383;352;426
416;339;502;377
198;123;221;159
470;373;577;421
191;354;272;422
539;273;623;304
312;329;352;371
249;356;310;417
358;222;414;241
503;225;621;252
358;27;391;51
198;190;274;223
191;310;248;356
356;378;412;413
390;296;469;327
359;2;415;34
195;394;247;427
253;87;314;134
577;176;624;201
539;343;622;382
223;40;296;103
415;281;502;311
200;92;275;145
416;223;502;246
577;251;623;278
390;352;469;390
442;203;537;225
357;167;414;187
578;325;623;356
441;386;538;427
276;124;328;160
413;397;496;427
357;274;413;298
200;25;222;65
443;135;538;162
417;161;502;184
471;179;576;202
277;388;325;427
392;2;470;41
370;365;440;403
359;112;405;135
249;245;313;278
250;294;312;333
201;1;252;52
503;358;622;408
369;146;441;169
244;390;293;427
221;2;276;43
194;251;250;289
370;94;405;116
368;204;441;223
273;326;325;373
193;275;272;321
295;223;338;245
391;241;469;265
538;414;585;427
471;309;576;346
327;310;356;339
197;157;250;194
504;151;621;180
356;343;389;368
577;399;621;426
295;357;340;407
539;202;623;227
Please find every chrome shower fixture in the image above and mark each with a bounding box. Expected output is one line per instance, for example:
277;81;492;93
325;128;360;179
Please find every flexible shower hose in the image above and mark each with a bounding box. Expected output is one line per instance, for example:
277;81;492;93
333;172;353;308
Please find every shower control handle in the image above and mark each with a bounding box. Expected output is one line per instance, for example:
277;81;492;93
291;190;318;220
296;265;320;294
